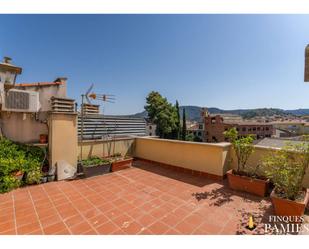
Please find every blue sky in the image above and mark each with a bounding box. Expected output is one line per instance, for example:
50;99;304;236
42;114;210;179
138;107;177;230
1;14;309;114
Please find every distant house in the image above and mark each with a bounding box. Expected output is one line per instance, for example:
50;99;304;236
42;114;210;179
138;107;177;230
203;114;273;142
186;122;204;141
144;118;156;136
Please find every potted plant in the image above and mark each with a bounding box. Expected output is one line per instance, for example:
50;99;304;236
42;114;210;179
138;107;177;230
262;139;309;218
224;127;270;197
13;170;24;181
39;134;48;144
82;156;111;178
110;152;133;172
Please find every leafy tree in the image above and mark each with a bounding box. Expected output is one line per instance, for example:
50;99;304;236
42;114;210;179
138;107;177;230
144;91;178;138
182;108;187;140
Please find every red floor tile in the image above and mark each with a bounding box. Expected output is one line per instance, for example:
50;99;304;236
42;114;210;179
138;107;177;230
43;222;68;235
148;221;170;234
70;221;93;234
17;221;41;235
96;221;119;234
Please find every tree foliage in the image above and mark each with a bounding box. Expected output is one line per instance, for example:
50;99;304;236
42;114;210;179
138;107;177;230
145;91;178;138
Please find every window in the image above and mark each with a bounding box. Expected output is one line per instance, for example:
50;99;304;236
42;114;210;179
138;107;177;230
149;125;152;130
242;127;246;132
236;128;239;131
248;128;251;131
253;127;256;131
198;132;201;136
266;127;269;131
257;127;260;131
149;132;152;136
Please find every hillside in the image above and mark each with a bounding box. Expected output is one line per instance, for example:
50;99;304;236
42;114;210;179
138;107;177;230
130;106;309;121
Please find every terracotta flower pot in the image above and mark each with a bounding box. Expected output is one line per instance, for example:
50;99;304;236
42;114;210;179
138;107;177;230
13;171;24;181
227;169;270;197
111;158;133;172
270;188;309;218
39;134;48;144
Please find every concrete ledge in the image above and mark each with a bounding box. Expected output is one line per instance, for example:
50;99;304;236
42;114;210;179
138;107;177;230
136;136;231;148
79;137;135;144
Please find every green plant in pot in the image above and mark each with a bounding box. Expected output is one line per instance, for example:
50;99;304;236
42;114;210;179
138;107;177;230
224;127;269;197
224;128;255;174
82;156;111;177
262;138;309;218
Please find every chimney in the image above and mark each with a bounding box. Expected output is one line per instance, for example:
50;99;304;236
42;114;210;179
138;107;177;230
305;44;309;82
54;77;67;84
3;56;12;64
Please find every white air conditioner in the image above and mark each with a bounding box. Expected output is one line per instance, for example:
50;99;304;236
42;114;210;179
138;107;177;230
1;89;41;113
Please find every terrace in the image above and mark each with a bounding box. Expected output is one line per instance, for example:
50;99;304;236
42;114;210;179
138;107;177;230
0;160;273;235
1;137;309;235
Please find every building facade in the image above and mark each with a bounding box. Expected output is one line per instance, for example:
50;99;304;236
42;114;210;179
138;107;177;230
187;122;204;141
145;122;156;136
203;114;273;143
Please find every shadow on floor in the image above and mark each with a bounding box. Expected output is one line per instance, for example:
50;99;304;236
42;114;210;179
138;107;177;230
132;160;218;187
192;185;234;207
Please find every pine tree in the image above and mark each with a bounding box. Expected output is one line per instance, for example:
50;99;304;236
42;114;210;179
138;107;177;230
182;108;187;140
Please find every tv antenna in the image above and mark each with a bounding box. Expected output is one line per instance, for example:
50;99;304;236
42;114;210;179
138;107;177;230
80;84;116;162
84;83;115;104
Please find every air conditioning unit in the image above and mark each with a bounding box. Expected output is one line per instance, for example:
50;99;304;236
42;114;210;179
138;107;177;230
1;89;41;112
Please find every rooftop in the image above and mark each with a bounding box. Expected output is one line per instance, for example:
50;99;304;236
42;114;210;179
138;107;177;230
0;160;275;235
256;137;309;148
16;82;64;87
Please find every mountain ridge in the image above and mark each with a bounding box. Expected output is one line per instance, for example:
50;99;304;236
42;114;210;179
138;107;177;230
129;106;309;121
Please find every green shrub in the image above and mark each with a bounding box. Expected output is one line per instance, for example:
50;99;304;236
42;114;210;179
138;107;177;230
0;138;45;193
0;175;21;193
82;156;111;167
224;127;255;174
262;140;309;200
25;166;42;185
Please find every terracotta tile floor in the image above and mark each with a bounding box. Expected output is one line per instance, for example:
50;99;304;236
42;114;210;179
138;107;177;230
0;160;274;235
